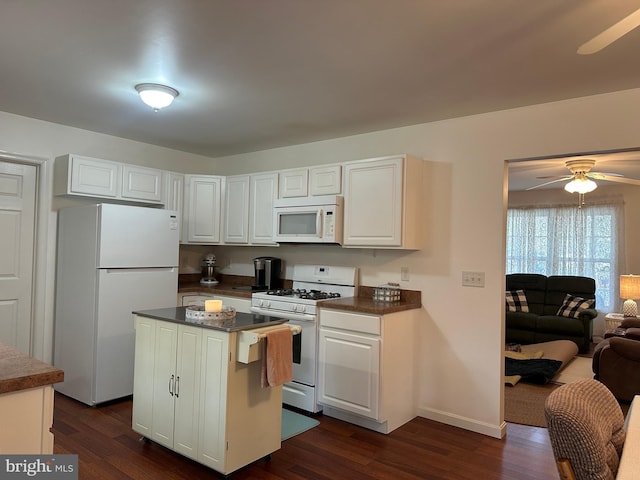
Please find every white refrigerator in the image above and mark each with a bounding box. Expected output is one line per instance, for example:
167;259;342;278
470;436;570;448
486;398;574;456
54;203;180;405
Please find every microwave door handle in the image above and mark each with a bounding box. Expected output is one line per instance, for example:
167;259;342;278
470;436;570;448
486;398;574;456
316;209;323;238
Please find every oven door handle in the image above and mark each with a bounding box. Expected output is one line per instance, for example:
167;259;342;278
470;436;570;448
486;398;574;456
250;307;316;322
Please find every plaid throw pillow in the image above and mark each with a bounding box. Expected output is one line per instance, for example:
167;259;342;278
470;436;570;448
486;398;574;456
505;290;529;312
556;294;595;318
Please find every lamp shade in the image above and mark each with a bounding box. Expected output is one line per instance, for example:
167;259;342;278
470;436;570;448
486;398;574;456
135;83;179;110
620;275;640;299
620;274;640;317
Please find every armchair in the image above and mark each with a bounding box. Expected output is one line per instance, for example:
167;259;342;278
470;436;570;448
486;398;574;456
545;379;625;480
593;333;640;402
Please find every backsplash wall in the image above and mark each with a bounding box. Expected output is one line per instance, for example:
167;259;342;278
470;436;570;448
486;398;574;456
179;243;421;288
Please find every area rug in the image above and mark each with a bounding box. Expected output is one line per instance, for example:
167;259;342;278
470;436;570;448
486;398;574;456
281;408;319;441
552;356;593;385
505;356;594;428
505;382;560;427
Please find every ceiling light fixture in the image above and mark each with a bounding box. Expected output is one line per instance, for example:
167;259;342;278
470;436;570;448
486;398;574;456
135;83;179;111
564;173;598;194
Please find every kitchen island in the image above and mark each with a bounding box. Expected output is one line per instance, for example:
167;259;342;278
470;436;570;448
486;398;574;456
0;343;64;453
132;307;290;476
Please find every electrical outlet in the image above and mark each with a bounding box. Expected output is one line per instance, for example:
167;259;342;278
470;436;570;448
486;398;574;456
462;271;485;288
401;266;409;281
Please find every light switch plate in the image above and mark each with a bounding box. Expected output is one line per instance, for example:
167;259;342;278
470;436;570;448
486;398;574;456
462;271;485;288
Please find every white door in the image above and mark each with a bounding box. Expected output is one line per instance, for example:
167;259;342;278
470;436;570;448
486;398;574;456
0;161;36;353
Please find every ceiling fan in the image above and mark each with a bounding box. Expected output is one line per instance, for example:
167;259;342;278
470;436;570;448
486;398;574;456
527;159;640;192
578;7;640;54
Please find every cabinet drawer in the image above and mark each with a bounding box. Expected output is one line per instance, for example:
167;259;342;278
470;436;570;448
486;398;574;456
319;309;380;335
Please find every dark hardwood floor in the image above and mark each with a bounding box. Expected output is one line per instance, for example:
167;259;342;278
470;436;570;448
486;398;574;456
52;393;558;479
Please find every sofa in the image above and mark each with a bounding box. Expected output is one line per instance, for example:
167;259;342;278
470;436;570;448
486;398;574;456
505;273;597;353
592;318;640;402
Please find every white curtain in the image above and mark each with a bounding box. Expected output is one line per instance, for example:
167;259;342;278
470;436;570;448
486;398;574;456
506;197;625;312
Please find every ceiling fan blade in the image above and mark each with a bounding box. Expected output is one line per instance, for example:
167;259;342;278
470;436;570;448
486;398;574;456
578;8;640;55
587;172;623;179
535;174;572;180
525;177;571;190
596;174;640;186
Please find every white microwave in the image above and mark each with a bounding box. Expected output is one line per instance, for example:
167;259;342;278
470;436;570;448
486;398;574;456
273;195;343;244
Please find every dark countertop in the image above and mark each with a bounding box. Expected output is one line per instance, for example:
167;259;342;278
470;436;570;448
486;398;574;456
0;343;64;395
178;273;292;299
133;307;288;332
318;286;422;315
177;274;422;315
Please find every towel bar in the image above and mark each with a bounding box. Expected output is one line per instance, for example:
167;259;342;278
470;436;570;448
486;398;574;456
237;324;301;364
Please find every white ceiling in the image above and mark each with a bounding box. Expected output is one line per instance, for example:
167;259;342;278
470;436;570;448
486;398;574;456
4;0;640;183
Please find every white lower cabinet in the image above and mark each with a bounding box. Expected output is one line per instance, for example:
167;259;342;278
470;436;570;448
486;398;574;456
132;317;201;460
132;315;282;476
318;308;417;434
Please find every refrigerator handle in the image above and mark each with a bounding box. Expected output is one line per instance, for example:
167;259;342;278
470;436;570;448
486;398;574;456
175;376;180;398
169;374;174;396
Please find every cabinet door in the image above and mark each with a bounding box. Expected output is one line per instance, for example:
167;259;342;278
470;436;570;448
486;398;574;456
185;175;223;244
198;330;230;470
122;165;163;202
151;321;178;449
223;175;250;244
249;172;278;244
163;172;184;239
310;165;341;196
69;155;120;197
132;316;157;436
318;327;380;420
279;168;308;197
343;157;403;247
173;325;202;460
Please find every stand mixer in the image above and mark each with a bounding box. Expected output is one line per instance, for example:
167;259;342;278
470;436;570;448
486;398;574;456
200;253;219;285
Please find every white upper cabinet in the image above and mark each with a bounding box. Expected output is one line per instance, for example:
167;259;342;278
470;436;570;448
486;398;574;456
54;154;164;204
279;168;308;198
55;154;120;198
342;154;423;249
309;164;342;196
222;172;278;245
163;172;184;240
183;175;223;244
122;164;163;202
249;172;278;245
279;165;342;198
223;175;250;244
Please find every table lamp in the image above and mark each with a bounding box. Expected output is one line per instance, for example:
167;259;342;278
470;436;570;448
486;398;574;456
620;274;640;317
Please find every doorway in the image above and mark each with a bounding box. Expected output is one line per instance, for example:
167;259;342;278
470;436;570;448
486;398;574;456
0;160;37;354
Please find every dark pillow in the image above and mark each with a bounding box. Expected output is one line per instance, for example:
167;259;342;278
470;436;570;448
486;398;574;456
506;290;529;312
556;294;595;318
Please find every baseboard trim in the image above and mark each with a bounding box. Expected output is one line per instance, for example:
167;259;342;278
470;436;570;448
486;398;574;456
417;405;506;439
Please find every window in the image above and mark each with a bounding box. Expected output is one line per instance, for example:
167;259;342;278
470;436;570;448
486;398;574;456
506;200;625;312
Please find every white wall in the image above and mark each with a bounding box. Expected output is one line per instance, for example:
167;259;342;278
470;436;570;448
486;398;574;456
4;88;640;439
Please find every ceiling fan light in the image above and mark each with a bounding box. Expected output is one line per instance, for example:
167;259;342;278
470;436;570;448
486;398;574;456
135;83;179;110
564;177;597;194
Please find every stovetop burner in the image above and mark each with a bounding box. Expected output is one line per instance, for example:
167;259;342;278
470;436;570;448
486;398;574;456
265;288;342;300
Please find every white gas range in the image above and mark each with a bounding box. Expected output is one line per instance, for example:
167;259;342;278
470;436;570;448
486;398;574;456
251;264;358;413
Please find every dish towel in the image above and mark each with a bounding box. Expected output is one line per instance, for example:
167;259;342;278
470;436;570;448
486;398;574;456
261;327;293;388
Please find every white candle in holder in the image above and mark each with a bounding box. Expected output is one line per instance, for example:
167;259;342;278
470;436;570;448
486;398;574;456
204;299;222;312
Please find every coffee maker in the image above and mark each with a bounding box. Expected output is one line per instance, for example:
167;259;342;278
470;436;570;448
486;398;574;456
253;257;282;290
200;253;219;285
